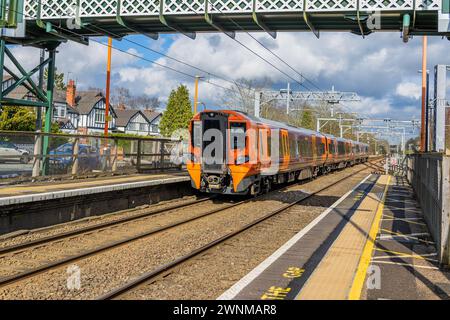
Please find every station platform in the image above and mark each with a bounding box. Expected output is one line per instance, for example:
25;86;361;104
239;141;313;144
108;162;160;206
0;172;190;207
0;172;191;235
219;174;450;300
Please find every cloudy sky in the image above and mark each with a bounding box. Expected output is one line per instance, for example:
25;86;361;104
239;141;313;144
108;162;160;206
9;30;450;126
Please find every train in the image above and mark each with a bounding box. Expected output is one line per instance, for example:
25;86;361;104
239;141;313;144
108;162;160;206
187;110;369;195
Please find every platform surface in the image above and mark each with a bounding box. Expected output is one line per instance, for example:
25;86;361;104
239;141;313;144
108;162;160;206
0;172;189;206
219;174;450;300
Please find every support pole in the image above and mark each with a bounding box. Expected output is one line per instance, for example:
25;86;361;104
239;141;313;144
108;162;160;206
286;83;290;115
194;76;200;114
104;37;112;136
425;71;430;152
42;48;56;175
420;36;427;152
0;39;5;104
32;131;42;178
72;138;80;176
254;91;261;118
36;49;45;131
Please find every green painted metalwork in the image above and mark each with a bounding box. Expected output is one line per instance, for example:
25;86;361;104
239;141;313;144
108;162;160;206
116;0;159;40
303;0;319;39
252;0;276;39
41;48;56;175
4;46;48;102
444;0;450;13
403;13;411;42
159;0;196;39
204;0;235;39
1;97;47;107
2;56;50;97
7;0;19;28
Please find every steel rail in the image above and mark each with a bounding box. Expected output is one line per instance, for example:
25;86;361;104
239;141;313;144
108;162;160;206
97;161;381;300
0;197;214;255
0;159;381;290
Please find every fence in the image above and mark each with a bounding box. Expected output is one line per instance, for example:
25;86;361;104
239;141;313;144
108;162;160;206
406;153;450;266
0;131;183;179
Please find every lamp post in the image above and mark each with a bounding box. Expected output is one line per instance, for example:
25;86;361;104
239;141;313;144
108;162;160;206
418;69;430;152
194;76;204;114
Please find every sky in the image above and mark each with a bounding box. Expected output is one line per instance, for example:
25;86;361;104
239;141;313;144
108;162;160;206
8;30;450;139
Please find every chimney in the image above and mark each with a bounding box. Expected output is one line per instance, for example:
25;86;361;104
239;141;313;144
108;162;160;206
118;102;126;111
66;79;76;107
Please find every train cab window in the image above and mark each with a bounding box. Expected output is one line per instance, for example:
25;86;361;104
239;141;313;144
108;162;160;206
230;122;246;150
191;121;202;148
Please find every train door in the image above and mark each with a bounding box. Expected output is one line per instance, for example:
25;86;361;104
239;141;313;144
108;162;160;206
280;130;289;170
312;135;318;165
201;112;228;173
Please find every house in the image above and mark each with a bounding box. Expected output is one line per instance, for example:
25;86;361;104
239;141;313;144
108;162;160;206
2;76;161;136
115;107;162;136
64;80;117;134
143;110;162;136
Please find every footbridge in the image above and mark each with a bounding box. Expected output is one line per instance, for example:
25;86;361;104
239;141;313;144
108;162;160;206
1;0;449;45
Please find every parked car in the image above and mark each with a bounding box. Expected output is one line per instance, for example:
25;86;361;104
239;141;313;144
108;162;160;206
0;141;31;164
49;143;100;172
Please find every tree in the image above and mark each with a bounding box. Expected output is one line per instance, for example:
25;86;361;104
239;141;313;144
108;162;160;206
0;106;36;131
44;68;66;91
159;85;193;137
300;110;314;130
0;106;62;133
111;86;161;110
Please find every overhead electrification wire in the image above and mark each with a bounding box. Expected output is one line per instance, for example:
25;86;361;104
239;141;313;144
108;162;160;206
7;5;255;98
86;23;259;93
204;0;323;92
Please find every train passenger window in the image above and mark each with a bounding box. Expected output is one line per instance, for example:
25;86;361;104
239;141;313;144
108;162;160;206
267;136;272;157
329;142;335;154
316;139;325;156
259;130;265;158
289;136;298;158
230;122;246;150
338;142;345;155
191;121;202;148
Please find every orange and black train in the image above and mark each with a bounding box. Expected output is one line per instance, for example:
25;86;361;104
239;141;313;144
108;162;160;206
187;110;369;195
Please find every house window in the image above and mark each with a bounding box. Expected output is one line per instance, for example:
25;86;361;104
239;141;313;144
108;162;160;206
95;110;105;123
140;123;147;132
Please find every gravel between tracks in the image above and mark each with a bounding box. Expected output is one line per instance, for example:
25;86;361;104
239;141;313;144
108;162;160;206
0;163;377;300
0;195;203;249
118;167;373;300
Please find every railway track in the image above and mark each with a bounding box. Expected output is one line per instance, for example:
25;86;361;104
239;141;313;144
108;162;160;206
0;159;381;297
97;160;382;300
0;196;213;255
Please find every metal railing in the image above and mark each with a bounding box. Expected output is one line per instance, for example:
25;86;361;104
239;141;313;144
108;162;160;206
0;131;183;179
407;153;450;266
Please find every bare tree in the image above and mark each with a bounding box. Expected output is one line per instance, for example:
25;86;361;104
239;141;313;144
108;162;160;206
221;77;273;114
110;86;160;110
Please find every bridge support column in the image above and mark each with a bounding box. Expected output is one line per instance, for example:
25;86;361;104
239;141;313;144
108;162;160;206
0;41;60;175
41;47;57;175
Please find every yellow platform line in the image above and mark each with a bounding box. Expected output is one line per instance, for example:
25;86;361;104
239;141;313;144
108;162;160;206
348;175;391;300
295;175;387;300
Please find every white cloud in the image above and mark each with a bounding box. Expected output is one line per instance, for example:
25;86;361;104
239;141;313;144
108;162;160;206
395;82;422;100
5;31;449;123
